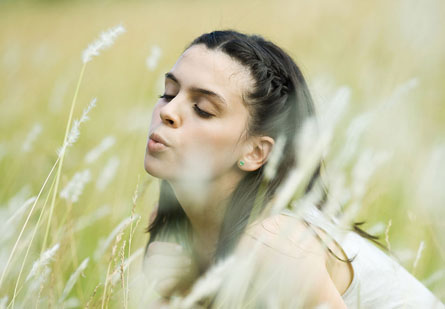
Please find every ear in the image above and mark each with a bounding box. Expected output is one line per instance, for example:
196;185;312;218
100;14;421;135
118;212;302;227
239;136;275;172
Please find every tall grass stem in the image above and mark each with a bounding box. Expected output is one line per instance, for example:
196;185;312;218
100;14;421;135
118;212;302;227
10;174;57;308
0;155;60;289
41;62;87;253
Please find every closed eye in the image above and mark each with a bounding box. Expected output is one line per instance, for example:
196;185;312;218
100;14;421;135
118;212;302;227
159;94;175;102
193;104;213;118
159;94;214;119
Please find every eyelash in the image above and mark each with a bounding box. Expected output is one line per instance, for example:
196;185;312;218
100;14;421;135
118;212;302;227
158;94;214;119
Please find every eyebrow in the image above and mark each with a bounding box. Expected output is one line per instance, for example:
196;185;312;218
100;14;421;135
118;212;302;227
165;72;227;108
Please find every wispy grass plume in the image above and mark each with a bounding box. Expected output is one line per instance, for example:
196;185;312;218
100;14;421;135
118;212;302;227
145;45;162;71
74;206;111;232
60;169;92;203
59;257;90;303
0;296;8;309
94;214;141;261
22;123;42;153
26;243;59;282
82;24;126;63
264;135;286;181
111;248;143;286
84;136;116;164
57;98;97;157
96;156;120;191
178;256;236;309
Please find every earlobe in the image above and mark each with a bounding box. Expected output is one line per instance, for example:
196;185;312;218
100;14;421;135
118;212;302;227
239;136;275;172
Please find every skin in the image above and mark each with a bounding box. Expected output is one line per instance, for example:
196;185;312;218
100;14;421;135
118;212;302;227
238;213;352;308
144;44;351;307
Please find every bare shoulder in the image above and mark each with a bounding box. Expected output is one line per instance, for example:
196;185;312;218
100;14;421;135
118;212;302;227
236;212;347;308
241;212;326;260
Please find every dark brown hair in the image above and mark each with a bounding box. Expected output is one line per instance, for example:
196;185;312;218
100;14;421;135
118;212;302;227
146;30;325;262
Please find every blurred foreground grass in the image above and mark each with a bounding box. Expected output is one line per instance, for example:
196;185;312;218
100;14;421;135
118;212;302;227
0;0;444;307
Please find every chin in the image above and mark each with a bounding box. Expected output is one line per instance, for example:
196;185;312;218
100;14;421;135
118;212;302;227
144;155;170;179
144;157;160;178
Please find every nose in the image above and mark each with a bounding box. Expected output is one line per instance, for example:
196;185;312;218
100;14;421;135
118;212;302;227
159;99;181;128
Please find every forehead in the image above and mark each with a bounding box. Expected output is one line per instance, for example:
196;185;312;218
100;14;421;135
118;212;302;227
169;44;253;103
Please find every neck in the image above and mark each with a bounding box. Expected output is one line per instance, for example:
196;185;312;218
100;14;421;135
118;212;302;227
168;169;243;266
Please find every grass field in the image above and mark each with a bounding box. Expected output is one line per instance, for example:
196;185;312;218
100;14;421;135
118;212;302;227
1;0;444;307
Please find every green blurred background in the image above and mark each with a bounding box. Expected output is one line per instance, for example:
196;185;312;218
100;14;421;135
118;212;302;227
1;0;444;306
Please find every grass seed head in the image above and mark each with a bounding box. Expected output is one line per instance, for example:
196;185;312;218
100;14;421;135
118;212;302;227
60;169;92;203
82;24;126;63
26;243;60;282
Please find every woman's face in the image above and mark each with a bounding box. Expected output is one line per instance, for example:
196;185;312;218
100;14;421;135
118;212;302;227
144;44;254;182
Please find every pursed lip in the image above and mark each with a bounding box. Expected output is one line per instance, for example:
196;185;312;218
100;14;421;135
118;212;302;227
149;132;169;146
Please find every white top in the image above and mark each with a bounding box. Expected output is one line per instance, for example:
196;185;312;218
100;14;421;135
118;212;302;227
280;205;444;308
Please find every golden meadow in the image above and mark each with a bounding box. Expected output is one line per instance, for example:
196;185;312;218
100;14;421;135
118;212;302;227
0;0;444;307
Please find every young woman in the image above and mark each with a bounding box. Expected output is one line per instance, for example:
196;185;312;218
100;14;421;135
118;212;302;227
143;30;444;308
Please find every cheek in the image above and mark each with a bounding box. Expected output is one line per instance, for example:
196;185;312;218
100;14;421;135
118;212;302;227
179;124;243;175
